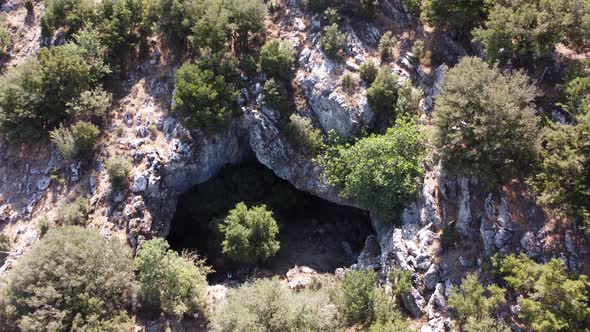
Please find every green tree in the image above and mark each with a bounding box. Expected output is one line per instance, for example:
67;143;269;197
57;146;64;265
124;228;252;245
43;0;98;35
360;61;378;84
260;38;295;79
135;238;210;317
494;254;590;331
395;79;420;116
448;273;506;324
321;116;424;220
473;0;590;65
105;156;132;189
210;277;338;332
172;61;238;133
225;0;267;51
421;0;485;30
321;23;346;59
0;226;134;331
218;202;280;265
431;57;539;183
366;67;399;116
529;113;590;228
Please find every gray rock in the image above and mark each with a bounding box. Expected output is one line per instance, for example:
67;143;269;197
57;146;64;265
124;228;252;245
456;177;472;237
130;174;148;193
357;235;381;270
520;231;542;258
36;177;51;191
415;253;432;271
345;60;360;72
402;286;425;318
111;191;126;204
423;264;439;290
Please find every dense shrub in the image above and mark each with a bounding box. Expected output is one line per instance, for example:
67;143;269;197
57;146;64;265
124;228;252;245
473;0;590;65
431;57;539;183
321;23;346;59
333;269;407;328
421;0;484;30
324;7;341;25
529;112;590;228
463;317;510;332
172;61;238;133
135;238;210;317
388;268;412;301
563;76;590;115
55;197;90;226
24;0;34;15
262;78;289;113
210;277;338;331
360;61;378;84
71;121;100;152
334;270;377;325
378;31;397;62
366;67;399;116
0;234;10;263
493;254;590;331
67;87;113;120
106;156;132;189
43;0;98;34
412;39;425;61
0;26;10;57
0;43;106;140
321;116;424;220
218;202;280;265
260;39;295;79
395;80;420;115
404;0;421;17
448;273;506;324
286;114;323;155
0;226;134;331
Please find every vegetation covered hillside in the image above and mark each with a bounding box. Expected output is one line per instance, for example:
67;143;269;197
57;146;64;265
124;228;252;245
0;0;589;331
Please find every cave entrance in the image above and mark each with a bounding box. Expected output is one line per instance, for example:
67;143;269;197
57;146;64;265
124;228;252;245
167;163;373;282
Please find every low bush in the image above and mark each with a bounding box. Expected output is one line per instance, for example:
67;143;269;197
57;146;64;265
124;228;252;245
321;23;346;59
360;61;378;84
210;277;338;331
106;156;132;189
263;78;289;113
286;114;323;155
50;124;77;160
378;31;397;62
0;26;10;57
448;273;506;323
341;72;357;94
0;234;10;263
71;121;100;152
0;226;134;331
135;238;210;317
67;87;113;119
334;270;377;325
55;197;90;226
218;202;280;265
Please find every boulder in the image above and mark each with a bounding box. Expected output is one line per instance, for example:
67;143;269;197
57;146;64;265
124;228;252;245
357;235;382;271
402;286;426;318
423;264;439;290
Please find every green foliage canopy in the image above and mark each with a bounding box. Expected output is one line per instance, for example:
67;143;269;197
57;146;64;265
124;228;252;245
135;238;210;317
431;57;539;183
0;227;134;331
321;116;424;220
219;202;280;265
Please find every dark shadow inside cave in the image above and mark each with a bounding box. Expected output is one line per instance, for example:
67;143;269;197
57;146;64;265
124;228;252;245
167;163;373;281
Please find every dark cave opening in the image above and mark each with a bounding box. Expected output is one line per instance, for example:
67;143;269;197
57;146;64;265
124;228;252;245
167;163;373;281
